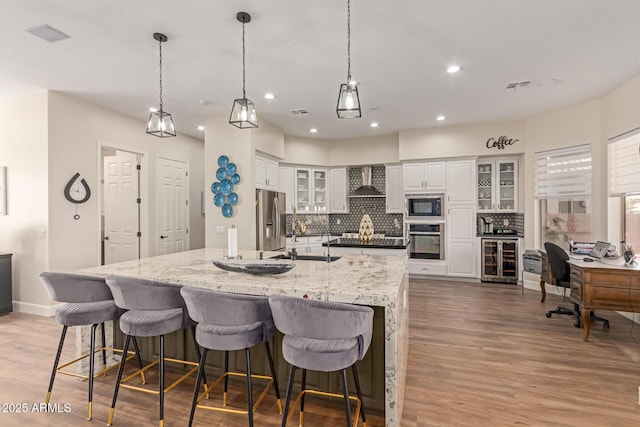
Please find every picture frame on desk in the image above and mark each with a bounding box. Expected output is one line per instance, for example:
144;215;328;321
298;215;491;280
0;166;6;215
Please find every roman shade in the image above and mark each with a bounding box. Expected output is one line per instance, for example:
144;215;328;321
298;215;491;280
608;128;640;196
535;144;592;199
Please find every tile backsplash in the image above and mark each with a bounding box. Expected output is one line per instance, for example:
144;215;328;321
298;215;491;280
476;212;524;235
286;165;403;236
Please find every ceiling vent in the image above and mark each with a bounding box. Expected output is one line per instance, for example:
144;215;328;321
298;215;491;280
505;81;531;91
290;109;309;116
25;24;71;43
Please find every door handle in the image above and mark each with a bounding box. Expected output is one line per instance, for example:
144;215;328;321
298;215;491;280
103;236;109;241
160;235;169;239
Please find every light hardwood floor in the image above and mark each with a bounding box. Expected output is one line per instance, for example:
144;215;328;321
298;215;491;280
1;278;640;426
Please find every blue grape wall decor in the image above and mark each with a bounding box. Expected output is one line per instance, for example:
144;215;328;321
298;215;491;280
211;155;240;217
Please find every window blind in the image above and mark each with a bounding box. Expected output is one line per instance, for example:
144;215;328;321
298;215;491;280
609;128;640;196
535;144;591;199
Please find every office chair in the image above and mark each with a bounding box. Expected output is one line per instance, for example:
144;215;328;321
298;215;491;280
543;242;609;329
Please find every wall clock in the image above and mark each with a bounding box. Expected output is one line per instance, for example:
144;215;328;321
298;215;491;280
64;172;91;204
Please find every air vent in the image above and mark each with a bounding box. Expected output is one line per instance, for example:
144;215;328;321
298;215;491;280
25;24;71;43
505;81;531;91
290;109;309;116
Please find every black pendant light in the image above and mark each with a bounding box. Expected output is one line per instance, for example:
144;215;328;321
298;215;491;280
336;0;361;119
229;12;258;129
146;32;176;137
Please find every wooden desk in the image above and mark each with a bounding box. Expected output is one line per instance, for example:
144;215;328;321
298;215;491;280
568;258;640;341
539;252;551;303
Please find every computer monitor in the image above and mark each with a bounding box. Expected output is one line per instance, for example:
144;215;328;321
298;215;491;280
589;241;610;259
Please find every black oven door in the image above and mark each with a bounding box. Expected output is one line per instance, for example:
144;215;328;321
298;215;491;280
408;224;444;260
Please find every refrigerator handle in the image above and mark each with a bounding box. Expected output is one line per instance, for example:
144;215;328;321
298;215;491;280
274;194;279;242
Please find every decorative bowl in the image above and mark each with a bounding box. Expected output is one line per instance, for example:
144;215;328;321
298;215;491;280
216;167;228;181
220;179;233;195
212;259;295;275
222;203;233;217
217;155;229;167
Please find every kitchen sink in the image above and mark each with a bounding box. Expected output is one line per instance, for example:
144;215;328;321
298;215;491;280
270;254;342;262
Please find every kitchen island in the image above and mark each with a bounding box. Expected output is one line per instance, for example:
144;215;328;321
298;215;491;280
78;248;408;426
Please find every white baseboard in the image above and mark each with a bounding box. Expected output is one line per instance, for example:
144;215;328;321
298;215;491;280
12;301;58;317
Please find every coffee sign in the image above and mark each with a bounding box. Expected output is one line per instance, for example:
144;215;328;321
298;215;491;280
486;136;518;150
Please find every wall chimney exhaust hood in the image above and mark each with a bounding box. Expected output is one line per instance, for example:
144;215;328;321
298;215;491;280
348;166;384;197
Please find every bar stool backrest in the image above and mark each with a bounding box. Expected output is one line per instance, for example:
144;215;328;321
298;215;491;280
268;295;374;360
40;272;113;303
105;275;185;311
181;287;272;326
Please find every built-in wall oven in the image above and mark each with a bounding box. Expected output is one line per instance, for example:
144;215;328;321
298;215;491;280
407;223;445;260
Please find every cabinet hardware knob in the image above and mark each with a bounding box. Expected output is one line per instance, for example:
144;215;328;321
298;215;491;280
160;235;169;239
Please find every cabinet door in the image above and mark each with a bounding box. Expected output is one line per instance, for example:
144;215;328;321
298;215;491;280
402;163;424;192
448;205;476;277
313;169;328;212
266;159;279;190
385;165;404;213
255;156;266;189
425;162;446;192
278;167;294;213
329;168;348;213
496;160;517;211
295;168;311;212
477;161;495;211
447;160;475;204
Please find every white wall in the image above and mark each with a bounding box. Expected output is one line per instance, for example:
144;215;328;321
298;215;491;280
0;91;205;315
0;91;50;313
204;115;285;251
283;135;331;166
399;120;525;160
328;134;399;166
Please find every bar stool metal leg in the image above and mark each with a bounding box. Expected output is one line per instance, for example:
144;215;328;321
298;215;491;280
340;369;352;427
264;341;283;413
245;348;254;427
351;364;367;427
46;325;68;404
190;325;207;393
282;365;297;427
87;323;98;420
223;350;229;406
300;368;307;426
100;322;108;374
188;348;208;427
131;336;146;384
107;334;131;426
159;335;165;427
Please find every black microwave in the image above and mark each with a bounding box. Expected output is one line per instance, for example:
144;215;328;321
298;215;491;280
405;195;444;218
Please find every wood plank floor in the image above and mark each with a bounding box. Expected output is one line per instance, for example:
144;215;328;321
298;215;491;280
1;279;640;426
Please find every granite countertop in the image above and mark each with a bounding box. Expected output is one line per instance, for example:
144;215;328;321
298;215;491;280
77;248;407;307
323;237;408;249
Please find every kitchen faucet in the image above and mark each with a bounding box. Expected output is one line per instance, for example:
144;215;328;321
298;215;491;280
321;231;332;262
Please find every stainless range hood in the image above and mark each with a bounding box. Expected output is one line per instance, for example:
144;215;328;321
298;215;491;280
348;166;384;197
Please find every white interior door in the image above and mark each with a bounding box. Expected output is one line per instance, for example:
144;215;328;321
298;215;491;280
103;152;140;264
157;158;189;255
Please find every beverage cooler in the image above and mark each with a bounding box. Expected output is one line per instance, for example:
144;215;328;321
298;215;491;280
481;239;518;284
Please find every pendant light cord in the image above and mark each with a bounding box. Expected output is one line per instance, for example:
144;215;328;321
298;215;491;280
347;0;351;83
158;38;164;112
242;18;246;99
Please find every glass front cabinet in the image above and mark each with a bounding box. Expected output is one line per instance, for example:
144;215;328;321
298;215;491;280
477;158;518;212
295;167;328;212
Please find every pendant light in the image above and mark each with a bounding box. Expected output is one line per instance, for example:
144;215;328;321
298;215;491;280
146;32;176;137
336;0;361;119
229;12;258;129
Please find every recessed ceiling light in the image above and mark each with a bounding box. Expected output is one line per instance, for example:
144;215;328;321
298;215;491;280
197;125;205;131
149;107;158;113
264;93;276;100
436;115;446;121
447;65;461;74
25;24;71;43
370;122;379;128
309;128;318;133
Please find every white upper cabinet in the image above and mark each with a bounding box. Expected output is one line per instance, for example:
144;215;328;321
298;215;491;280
255;154;278;190
329;168;348;213
385;164;403;213
278;166;294;213
447;160;476;205
295;167;328;212
403;161;446;192
477;158;518;212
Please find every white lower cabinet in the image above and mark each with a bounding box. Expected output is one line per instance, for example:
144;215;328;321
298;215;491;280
408;259;447;276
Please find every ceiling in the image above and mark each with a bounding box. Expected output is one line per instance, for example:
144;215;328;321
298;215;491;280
1;0;638;141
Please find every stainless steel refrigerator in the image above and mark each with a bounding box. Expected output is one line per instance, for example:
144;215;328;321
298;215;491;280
255;189;286;251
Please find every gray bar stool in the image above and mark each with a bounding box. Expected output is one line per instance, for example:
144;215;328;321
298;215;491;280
105;276;205;427
39;272;144;421
180;287;282;427
268;295;373;427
